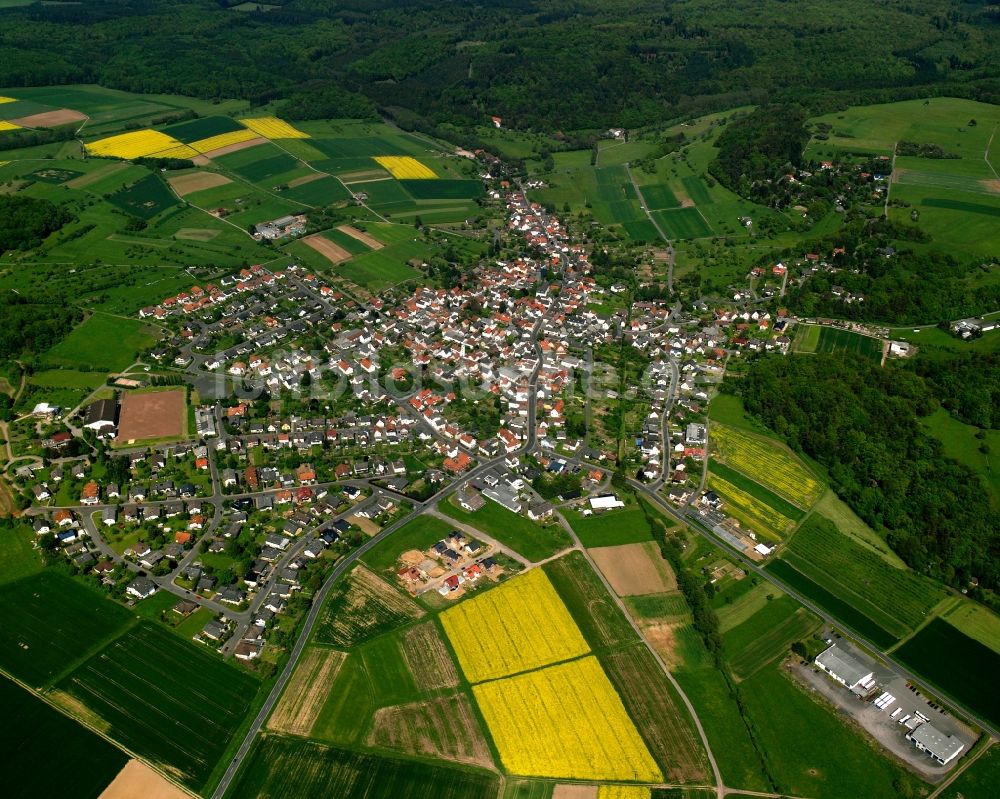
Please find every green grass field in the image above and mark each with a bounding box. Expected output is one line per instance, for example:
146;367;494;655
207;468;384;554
652;207;713;239
162;115;244;143
569;507;653;548
310;653;374;745
337;244;423;290
723;596;820;679
0;522;42;585
45;313;157;372
227;736;499;799
740;665;926;798
439;498;572;562
362;514;454;572
895;618;1000;728
920;408;1000;505
282;175;352;205
1;675;128;799
60;621;260;789
782;515;945;636
28;369;108;389
0;572;134;686
938;744;1000;799
941;601;1000;656
106;173;180;220
810;489;905;566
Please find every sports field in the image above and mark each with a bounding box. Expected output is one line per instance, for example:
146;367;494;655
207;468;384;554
794;325;884;360
116;388;186;443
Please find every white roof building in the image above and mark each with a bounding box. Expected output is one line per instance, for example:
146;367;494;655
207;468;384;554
814;644;875;693
907;723;965;765
589;494;625;510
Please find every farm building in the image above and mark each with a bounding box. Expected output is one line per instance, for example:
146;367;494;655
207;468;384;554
83;398;118;435
906;723;965;765
589;494;625;511
814;644;875;693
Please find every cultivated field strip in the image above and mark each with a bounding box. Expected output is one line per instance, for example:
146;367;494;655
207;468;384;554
727;607;820;680
707;473;794;540
712;425;822;508
401;622;460;691
783;517;945;634
268;648;346;736
440;568;590;683
601;645;710;783
473;656;661;781
367;692;494;768
314;566;424;648
59;623;256;786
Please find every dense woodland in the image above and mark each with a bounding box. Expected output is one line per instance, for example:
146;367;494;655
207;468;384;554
911;352;1000;429
0;0;999;131
0;295;81;365
0;196;72;253
709;106;808;199
737;354;1000;589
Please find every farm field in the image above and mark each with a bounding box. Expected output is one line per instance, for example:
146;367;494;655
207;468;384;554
1;675;128;799
793;324;884;361
473;655;662;781
708;462;806;523
28;369;108;390
0;572;133;686
589;542;676;596
765;559;897;649
937;744;1000;799
711;424;822;508
0;521;41;585
569;507;653;547
267;647;346;735
58;622;260;790
781;515;946;637
45;313;157;372
707;473;794;541
106;173;180;219
894;618;1000;728
600;644;710;783
740;665;926;799
440;498;572;561
810;488;905;566
227;737;499;799
440;567;589;683
336;244;423;291
723;596;820;680
941;602;1000;656
313;565;424;648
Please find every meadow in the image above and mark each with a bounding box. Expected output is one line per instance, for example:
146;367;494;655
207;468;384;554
722;596;820;680
894;618;1000;728
106;174;180;219
942;601;1000;656
45;312;157;372
0;572;133;686
1;675;128;799
59;621;260;789
920;408;1000;505
0;520;42;585
782;515;945;637
361;514;455;573
569;506;654;548
938;744;1000;799
439;498;571;562
227;737;499;799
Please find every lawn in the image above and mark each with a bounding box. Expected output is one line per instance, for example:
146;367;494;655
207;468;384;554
894;618;1000;728
59;621;260;790
439;498;572;562
740;665;926;799
569;507;653;548
1;675;128;799
362;514;454;572
45;313;157;372
0;572;134;686
227;736;499;799
765;559;897;649
0;520;42;585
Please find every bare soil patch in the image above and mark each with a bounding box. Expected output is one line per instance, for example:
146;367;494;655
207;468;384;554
316;565;424;647
367;693;494;769
401;621;460;691
99;760;193;799
268;648;346;736
399;549;425;567
643;621;682;670
337;224;383;250
67;162;128;189
167;171;231;197
287;172;326;188
191;155;211;166
302;234;352;266
116;389;185;444
12;108;87;128
552;786;598;799
49;689;111;733
347;513;380;536
981;178;1000;195
590;541;677;596
201;135;267;159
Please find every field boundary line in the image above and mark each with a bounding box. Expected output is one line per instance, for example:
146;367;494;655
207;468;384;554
985;126;999;181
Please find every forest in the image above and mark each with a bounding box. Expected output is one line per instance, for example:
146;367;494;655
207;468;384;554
0;294;81;366
0;196;72;253
0;0;998;132
736;353;1000;589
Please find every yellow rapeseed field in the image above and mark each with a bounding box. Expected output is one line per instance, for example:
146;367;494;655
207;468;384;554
0;120;21;132
440;568;589;683
374;155;437;179
189;128;260;154
713;424;821;507
707;473;793;541
0;96;16;104
239;117;309;139
85;129;196;160
473;656;662;781
598;788;652;799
